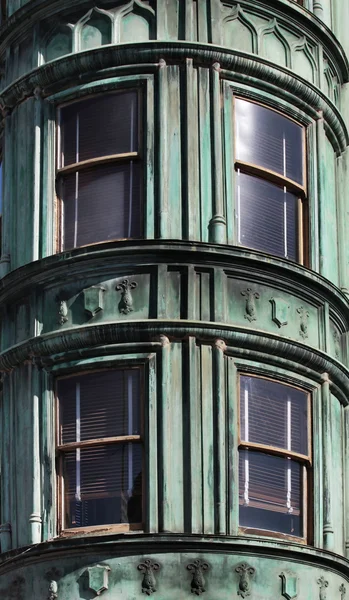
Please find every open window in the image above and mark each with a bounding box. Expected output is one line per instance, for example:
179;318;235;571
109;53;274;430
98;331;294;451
56;89;142;251
238;375;311;541
56;368;143;533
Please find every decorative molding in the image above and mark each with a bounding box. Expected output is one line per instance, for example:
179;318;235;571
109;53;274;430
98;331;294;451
137;558;160;595
270;297;290;327
116;279;138;314
222;4;258;53
340;584;347;600
297;306;310;339
187;559;209;595
235;563;255;598
241;288;260;322
333;328;341;358
47;580;58;600
280;571;298;600
0;43;347;152
258;17;291;67
317;576;329;600
57;299;68;325
87;564;111;596
83;285;105;319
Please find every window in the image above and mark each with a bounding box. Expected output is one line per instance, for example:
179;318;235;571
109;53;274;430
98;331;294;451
56;368;143;531
57;90;142;251
239;375;311;540
235;99;306;262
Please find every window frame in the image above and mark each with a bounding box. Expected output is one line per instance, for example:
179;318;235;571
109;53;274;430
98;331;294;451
233;96;308;265
237;372;312;544
55;365;145;536
55;87;144;252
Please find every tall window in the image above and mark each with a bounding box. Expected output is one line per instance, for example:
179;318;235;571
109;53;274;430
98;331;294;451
235;99;306;263
239;375;310;540
56;369;143;531
57;90;142;251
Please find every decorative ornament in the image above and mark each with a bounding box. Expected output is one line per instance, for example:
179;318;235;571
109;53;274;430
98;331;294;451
297;306;310;339
87;565;111;596
280;571;298;600
333;329;341;359
241;288;260;322
270;297;290;328
235;563;255;598
317;576;329;600
116;279;137;314
48;580;58;600
83;285;105;319
340;583;346;600
187;559;209;595
58;300;68;325
137;559;160;595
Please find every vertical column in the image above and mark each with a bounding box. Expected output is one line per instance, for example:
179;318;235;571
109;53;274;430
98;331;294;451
322;373;334;551
213;339;227;535
33;88;42;262
29;363;42;544
41;370;56;541
209;63;227;244
313;0;332;28
146;355;158;533
41;100;55;258
187;336;202;533
0;373;12;551
158;59;168;239
227;356;239;535
344;405;349;558
184;59;200;241
0;109;12;276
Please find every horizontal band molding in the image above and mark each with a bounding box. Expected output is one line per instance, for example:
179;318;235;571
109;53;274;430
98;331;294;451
0;0;347;81
0;533;349;577
0;42;347;153
1;321;349;403
0;242;347;315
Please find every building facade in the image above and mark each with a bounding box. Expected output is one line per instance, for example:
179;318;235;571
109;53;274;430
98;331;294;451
0;0;349;597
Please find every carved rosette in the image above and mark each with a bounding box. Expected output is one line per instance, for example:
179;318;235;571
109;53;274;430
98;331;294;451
187;559;209;595
241;288;260;322
317;576;329;600
235;563;255;598
297;306;309;339
116;279;138;314
137;558;160;595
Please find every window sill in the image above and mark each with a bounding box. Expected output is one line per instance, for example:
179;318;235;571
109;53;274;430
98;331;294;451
239;527;307;545
59;522;143;538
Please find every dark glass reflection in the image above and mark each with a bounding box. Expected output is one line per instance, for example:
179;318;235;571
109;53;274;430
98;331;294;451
237;172;298;260
235;99;304;185
64;443;142;528
239;450;303;537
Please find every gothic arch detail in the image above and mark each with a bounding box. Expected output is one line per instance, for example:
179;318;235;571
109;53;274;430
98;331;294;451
291;37;317;84
43;24;73;63
74;7;113;52
222;4;258;54
259;19;291;68
115;0;155;43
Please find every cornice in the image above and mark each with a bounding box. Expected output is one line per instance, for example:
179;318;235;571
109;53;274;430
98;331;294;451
0;533;349;577
0;242;348;314
1;321;349;403
0;0;347;84
0;42;347;152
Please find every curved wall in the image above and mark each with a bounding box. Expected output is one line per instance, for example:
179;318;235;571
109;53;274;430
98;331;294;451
0;1;349;599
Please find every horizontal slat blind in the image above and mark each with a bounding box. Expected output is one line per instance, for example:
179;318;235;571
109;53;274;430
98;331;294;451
240;376;308;455
239;450;303;537
235;99;304;185
58;369;141;444
64;444;142;527
237;172;298;261
61;161;142;249
60;91;138;167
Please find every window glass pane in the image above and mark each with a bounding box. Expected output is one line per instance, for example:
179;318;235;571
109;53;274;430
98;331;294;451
60;91;138;167
61;161;141;250
239;450;303;537
235;99;304;185
240;376;308;455
63;443;142;527
237;172;298;260
58;369;141;444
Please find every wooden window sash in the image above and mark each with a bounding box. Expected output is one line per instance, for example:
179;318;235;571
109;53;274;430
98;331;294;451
56;152;140;176
239;440;311;464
